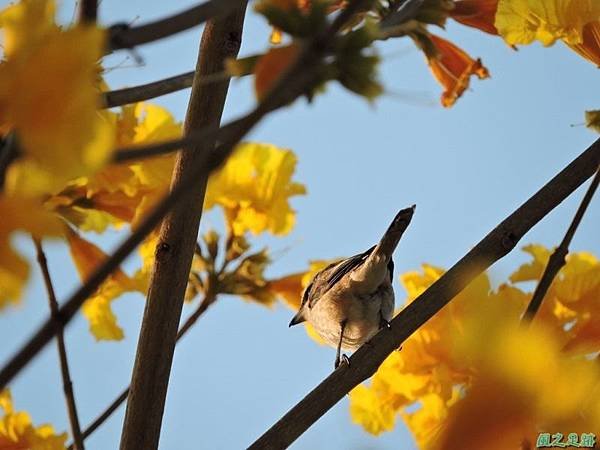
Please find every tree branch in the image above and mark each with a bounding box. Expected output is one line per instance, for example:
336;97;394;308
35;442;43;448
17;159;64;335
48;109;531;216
107;0;244;52
102;71;195;108
0;0;409;391
66;292;218;450
119;4;247;449
521;164;600;323
33;239;85;450
247;139;600;449
79;0;97;23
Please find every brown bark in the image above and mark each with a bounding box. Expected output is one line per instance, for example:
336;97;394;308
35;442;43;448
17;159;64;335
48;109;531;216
118;6;247;450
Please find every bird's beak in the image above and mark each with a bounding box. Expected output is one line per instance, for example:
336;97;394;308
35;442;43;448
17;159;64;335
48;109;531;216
289;310;306;327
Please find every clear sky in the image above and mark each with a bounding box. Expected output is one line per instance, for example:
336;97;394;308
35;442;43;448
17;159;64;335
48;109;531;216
1;0;599;449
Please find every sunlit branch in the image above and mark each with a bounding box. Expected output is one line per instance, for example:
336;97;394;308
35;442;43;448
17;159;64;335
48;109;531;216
247;140;600;449
33;239;85;450
107;0;244;51
521;164;600;323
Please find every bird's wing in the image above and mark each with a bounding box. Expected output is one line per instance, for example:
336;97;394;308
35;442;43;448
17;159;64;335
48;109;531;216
303;246;395;309
326;246;375;288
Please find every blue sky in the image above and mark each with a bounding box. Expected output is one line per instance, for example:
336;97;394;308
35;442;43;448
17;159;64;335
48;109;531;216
1;0;599;449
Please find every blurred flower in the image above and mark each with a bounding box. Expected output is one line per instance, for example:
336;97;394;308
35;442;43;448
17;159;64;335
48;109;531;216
436;304;600;450
204;142;306;236
0;0;112;196
0;389;67;450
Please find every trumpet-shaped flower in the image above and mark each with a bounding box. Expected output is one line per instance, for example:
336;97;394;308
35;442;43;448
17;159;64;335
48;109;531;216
417;34;490;107
204;142;306;236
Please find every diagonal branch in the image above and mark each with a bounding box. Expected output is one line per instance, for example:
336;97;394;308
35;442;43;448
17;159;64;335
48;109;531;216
33;239;85;450
0;0;410;391
247;139;600;449
107;0;244;51
521;164;600;323
66;291;218;450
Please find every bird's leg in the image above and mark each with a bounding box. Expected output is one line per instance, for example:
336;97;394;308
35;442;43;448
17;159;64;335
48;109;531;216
335;320;349;369
379;310;391;329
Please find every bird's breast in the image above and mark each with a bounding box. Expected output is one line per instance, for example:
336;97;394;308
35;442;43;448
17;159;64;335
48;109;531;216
306;282;394;351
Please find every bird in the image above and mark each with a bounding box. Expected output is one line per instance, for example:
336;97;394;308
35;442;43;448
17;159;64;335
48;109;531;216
289;205;415;368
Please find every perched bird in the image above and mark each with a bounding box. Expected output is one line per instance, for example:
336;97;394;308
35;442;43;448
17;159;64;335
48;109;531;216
289;206;415;368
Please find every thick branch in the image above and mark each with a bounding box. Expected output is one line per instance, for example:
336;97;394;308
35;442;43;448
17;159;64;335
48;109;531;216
33;239;85;450
108;0;243;51
0;0;402;391
522;165;600;322
67;292;217;449
119;5;247;449
248;139;600;449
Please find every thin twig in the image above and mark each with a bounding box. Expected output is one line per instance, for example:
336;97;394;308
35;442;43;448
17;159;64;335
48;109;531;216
107;0;243;51
247;140;600;449
102;71;237;109
102;71;195;108
66;292;218;450
33;239;85;450
521;164;600;323
78;0;97;23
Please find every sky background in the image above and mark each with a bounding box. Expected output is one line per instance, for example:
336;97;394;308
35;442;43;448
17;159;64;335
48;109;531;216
1;0;599;449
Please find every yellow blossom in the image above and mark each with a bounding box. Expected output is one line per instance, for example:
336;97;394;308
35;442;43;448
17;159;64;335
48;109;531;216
50;103;180;233
0;0;113;196
436;304;600;450
204;142;306;236
0;196;62;309
495;0;600;67
0;389;67;450
66;229;143;340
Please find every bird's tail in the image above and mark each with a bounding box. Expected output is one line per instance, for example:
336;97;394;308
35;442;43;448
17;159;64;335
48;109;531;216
349;205;415;293
373;205;415;261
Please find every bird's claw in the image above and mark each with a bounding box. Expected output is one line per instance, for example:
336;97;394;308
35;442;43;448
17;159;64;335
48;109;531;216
379;318;391;329
335;354;350;369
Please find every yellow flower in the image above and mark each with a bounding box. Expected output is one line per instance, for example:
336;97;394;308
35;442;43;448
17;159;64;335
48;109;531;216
204;142;306;236
495;0;600;65
350;384;397;435
66;229;143;340
436;305;600;450
0;196;62;309
0;0;57;58
50;103;180;233
0;389;67;450
0;0;113;196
